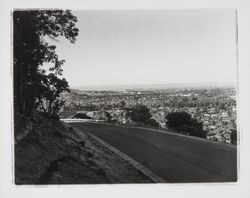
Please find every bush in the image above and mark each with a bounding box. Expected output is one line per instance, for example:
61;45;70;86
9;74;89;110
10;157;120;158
127;105;159;128
166;111;191;128
166;111;206;138
128;105;152;123
231;129;237;145
177;125;206;138
73;113;92;119
146;118;160;128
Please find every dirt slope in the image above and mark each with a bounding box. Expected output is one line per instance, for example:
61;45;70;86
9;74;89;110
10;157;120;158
14;114;153;184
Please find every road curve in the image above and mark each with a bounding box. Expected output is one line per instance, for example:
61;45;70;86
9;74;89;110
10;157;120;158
70;122;237;183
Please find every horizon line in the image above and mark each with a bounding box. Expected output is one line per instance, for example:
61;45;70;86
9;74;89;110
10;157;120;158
70;81;236;90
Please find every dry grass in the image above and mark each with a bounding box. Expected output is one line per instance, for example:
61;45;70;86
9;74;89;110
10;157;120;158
14;114;153;184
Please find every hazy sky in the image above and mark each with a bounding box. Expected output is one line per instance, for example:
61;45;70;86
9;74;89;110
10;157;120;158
51;10;237;88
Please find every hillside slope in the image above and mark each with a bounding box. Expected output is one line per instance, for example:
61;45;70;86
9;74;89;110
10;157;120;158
14;114;152;184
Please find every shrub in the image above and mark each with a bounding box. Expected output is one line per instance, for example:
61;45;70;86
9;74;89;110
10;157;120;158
166;111;206;138
73;113;92;119
146;118;160;128
127;105;159;128
177;125;206;138
166;111;191;128
231;129;237;145
128;105;152;123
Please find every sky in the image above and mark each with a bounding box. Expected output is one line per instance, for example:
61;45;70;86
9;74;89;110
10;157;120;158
51;10;237;88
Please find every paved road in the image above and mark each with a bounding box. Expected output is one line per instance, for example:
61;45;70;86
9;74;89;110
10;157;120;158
70;122;237;183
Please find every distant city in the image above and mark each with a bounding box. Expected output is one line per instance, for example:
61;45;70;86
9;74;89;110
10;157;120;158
13;9;238;185
60;83;237;144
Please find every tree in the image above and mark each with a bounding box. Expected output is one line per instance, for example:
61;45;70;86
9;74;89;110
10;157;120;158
165;111;191;128
146;118;160;128
36;73;70;119
14;10;78;117
165;111;206;138
128;105;152;123
73;113;92;119
127;105;159;127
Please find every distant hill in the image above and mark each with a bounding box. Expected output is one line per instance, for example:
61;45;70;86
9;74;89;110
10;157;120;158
72;82;236;91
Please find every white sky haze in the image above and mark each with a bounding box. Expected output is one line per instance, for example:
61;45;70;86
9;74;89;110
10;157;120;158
52;10;237;88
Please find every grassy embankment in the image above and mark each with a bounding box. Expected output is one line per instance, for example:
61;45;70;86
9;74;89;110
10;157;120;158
14;113;153;184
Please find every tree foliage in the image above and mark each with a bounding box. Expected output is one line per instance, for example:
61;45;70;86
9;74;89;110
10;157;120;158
128;105;152;123
146;118;160;128
166;111;206;138
14;10;78;118
73;113;92;119
128;105;159;127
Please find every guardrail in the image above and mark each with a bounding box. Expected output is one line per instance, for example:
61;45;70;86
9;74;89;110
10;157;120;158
60;118;105;123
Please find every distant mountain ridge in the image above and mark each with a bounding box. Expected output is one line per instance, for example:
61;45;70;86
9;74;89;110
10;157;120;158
72;82;236;91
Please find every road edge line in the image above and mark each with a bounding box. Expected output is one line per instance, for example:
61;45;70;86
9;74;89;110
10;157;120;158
86;132;167;183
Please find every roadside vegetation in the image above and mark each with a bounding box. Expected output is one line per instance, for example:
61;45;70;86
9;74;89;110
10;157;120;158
127;105;160;128
14;10;78;119
13;10;152;184
15;113;152;184
61;88;237;144
165;111;206;138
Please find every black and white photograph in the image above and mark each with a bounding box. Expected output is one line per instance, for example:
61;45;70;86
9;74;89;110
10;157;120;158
13;9;238;185
2;0;250;196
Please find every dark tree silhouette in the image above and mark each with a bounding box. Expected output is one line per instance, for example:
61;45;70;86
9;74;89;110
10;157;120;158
166;111;206;138
73;113;92;119
14;10;78;117
165;111;191;128
128;105;152;123
36;73;70;119
128;105;159;127
146;118;160;128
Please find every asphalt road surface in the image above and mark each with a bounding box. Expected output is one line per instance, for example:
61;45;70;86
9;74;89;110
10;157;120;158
70;122;237;183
